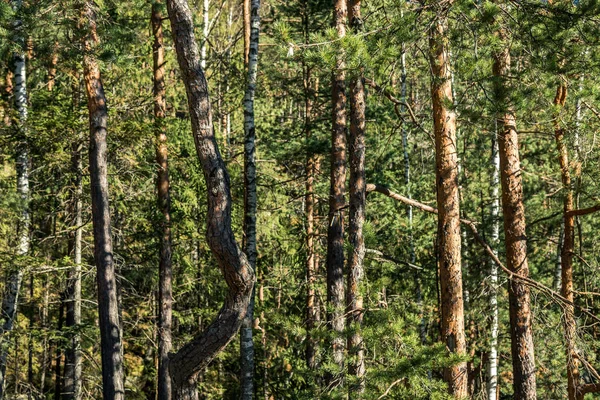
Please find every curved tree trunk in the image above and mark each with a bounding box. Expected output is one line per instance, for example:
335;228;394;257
0;1;29;397
164;0;255;398
152;2;173;400
493;28;537;400
326;0;347;383
240;0;260;397
428;2;467;397
79;1;125;398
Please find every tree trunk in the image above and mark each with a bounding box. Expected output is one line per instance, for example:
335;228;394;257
54;297;65;400
304;63;320;369
152;2;173;400
164;0;255;398
0;1;29;397
493;29;537;400
63;137;83;400
428;3;467;397
326;0;347;381
346;0;366;394
487;127;500;400
79;2;125;398
243;0;250;67
240;0;260;397
201;0;209;70
552;82;587;400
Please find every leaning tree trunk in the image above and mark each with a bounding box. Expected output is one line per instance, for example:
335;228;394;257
346;0;366;394
492;28;537;400
326;0;347;383
164;0;255;399
152;2;173;400
79;1;125;398
0;0;29;397
240;0;260;397
428;2;468;397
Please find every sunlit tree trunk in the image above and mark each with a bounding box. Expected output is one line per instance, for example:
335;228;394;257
240;0;260;397
164;0;255;398
493;27;536;400
346;0;366;394
487;126;500;400
152;2;173;399
428;2;467;397
326;0;347;382
79;1;125;398
0;1;29;397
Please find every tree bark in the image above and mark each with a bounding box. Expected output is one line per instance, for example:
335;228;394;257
493;28;537;400
0;1;29;397
428;3;468;397
164;0;255;398
240;0;260;397
346;0;366;394
304;63;320;369
552;82;595;400
152;2;173;400
63;136;83;400
326;0;347;381
79;2;125;398
487;127;500;400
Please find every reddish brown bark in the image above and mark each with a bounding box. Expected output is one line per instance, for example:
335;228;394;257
152;2;173;400
165;0;255;398
428;3;468;396
347;0;366;393
79;1;125;398
493;31;536;400
326;0;347;378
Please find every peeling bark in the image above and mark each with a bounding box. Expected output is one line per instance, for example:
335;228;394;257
428;2;468;396
493;28;536;400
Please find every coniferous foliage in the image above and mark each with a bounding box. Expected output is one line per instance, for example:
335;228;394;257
0;0;599;399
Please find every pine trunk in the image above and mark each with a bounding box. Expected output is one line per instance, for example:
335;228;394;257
79;2;125;398
240;0;260;397
346;0;366;394
152;3;174;400
493;30;537;400
428;3;468;397
326;0;347;380
164;0;255;397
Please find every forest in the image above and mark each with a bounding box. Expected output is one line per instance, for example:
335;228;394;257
0;0;600;398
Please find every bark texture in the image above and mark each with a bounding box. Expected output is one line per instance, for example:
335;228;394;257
493;32;537;400
63;139;83;400
304;66;320;370
0;1;29;397
347;0;366;394
153;2;173;399
428;3;468;397
326;0;347;378
240;0;260;397
165;0;255;398
79;2;125;398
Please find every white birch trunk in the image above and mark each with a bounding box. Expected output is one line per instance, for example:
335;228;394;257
240;0;260;397
0;1;29;396
487;128;500;400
